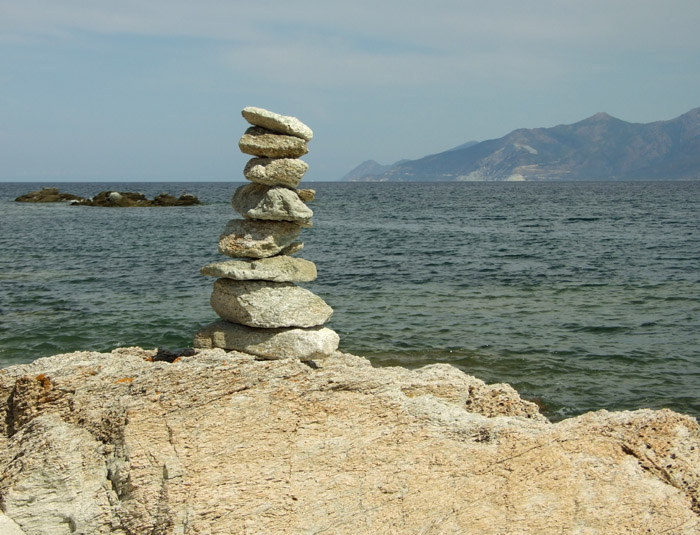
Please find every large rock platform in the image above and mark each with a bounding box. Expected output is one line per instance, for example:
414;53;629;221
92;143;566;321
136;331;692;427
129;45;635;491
1;347;699;534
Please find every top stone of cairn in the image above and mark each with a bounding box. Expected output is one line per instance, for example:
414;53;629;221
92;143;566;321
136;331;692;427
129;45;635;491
242;107;313;142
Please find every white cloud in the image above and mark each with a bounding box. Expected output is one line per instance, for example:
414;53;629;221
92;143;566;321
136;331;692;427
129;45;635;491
4;0;700;49
5;0;698;94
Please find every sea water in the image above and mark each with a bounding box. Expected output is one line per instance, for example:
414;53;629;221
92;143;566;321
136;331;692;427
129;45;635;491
1;181;698;421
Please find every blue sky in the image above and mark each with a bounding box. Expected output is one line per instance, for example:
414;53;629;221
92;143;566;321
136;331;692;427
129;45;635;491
1;0;699;182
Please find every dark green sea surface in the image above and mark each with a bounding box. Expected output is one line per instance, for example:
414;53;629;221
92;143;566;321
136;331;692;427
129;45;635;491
1;181;698;421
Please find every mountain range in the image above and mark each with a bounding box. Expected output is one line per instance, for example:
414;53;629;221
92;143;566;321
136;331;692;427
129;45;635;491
342;107;700;181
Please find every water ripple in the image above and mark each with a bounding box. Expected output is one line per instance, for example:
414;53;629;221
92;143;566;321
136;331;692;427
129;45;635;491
1;181;699;421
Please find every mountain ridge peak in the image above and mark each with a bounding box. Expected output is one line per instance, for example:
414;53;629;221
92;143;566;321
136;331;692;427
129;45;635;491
588;111;615;121
343;106;700;182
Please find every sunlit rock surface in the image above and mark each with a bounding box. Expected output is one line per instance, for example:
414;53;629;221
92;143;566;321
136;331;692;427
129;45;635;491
1;347;699;534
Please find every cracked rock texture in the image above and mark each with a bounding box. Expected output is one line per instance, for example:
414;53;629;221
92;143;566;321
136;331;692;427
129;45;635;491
243;157;309;188
200;256;317;283
241;107;314;141
239;127;309;159
232;183;313;227
193;321;339;359
1;347;699;534
218;219;302;258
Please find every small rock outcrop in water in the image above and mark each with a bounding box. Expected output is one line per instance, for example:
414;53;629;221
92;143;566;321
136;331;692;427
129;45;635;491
1;347;699;534
75;191;202;207
14;187;85;203
15;188;202;206
194;107;338;358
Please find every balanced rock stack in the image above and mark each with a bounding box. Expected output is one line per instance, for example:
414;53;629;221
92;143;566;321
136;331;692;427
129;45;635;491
194;107;339;360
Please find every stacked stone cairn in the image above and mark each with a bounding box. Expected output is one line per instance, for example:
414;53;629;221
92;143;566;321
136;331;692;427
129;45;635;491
194;107;339;360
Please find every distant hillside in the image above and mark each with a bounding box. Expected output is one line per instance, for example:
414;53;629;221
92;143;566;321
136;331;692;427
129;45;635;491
444;140;479;152
341;159;409;182
343;108;700;181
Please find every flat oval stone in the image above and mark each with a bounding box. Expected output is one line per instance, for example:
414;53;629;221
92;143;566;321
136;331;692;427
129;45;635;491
241;107;313;141
218;219;301;258
232;184;313;227
239;127;308;159
201;256;317;282
194;320;339;359
210;279;333;328
244;158;309;188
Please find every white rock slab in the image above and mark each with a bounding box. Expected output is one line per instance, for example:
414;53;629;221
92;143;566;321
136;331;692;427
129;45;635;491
210;279;333;328
244;157;309;188
218;219;301;258
0;415;118;534
0;513;27;535
193;320;339;359
232;184;313;227
241;106;313;141
239;127;308;159
201;256;317;282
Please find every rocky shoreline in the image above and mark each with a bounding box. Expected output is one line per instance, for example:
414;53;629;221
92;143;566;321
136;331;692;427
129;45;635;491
1;346;698;534
14;187;202;206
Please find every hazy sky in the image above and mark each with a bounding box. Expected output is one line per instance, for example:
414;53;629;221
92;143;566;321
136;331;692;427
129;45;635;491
2;0;699;182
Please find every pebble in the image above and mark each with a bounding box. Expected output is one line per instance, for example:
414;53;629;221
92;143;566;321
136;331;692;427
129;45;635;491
210;279;333;328
200;256;317;283
194;320;339;360
241;106;314;141
244;157;309;188
218;219;301;258
232;184;313;227
239;127;308;159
